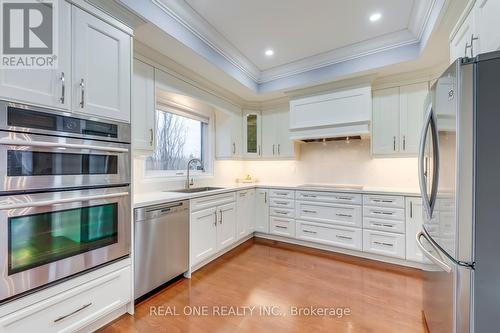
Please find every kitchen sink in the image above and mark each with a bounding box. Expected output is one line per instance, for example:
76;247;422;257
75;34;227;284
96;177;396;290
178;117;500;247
167;187;225;193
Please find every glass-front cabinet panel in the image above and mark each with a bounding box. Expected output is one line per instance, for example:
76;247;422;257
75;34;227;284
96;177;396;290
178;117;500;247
243;111;261;157
9;203;118;274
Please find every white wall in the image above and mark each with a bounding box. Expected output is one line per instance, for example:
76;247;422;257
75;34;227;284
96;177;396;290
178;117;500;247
244;139;419;188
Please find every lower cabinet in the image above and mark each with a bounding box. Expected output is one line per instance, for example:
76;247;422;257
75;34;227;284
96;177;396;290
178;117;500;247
236;190;255;239
405;197;425;263
255;189;269;233
270;216;295;238
363;230;406;259
217;202;237;250
296;220;362;251
0;266;131;333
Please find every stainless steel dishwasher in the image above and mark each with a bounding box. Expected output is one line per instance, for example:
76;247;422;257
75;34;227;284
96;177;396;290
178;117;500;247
134;200;189;299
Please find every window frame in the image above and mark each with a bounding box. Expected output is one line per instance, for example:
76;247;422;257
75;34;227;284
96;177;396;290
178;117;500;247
143;102;215;180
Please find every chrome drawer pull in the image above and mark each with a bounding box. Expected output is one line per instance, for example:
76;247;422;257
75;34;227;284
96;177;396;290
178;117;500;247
336;235;352;240
302;194;316;198
276;193;288;196
54;302;92;323
302;209;317;214
373;223;393;228
372;199;395;203
373;211;394;215
275;211;289;215
275;201;288;205
336;196;352;200
336;213;352;218
303;230;317;234
374;241;394;247
275;225;287;229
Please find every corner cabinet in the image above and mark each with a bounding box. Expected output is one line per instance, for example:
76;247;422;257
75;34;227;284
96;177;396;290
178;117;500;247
132;59;155;151
243;110;262;158
450;0;500;63
72;7;131;122
372;82;428;156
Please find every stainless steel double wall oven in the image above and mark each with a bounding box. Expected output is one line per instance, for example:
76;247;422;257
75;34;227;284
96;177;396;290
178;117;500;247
0;101;131;303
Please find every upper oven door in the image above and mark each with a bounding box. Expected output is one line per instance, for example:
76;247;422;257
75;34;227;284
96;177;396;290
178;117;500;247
0;131;130;193
0;186;131;303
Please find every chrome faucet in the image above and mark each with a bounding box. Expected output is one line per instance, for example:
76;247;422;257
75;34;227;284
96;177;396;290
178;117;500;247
186;158;204;189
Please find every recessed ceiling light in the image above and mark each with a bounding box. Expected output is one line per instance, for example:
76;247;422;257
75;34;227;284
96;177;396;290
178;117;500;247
369;12;382;22
265;49;274;56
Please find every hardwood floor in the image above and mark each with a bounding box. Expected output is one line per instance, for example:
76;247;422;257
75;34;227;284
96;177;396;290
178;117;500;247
99;238;425;333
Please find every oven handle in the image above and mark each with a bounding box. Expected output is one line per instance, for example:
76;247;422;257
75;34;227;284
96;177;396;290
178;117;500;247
0;192;129;210
0;139;129;153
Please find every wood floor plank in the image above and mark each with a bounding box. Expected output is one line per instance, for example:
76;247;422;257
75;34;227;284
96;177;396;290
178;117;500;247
99;238;425;333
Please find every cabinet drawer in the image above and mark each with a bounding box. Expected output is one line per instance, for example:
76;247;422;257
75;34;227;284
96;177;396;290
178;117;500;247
363;206;405;221
295;201;362;227
296;220;362;251
270;207;295;218
363;230;405;259
363;217;405;234
268;189;295;199
0;266;131;333
296;191;362;205
363;194;404;208
269;198;295;209
270;216;295;238
191;192;236;212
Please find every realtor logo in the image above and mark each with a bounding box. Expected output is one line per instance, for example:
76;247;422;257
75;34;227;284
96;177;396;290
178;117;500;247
1;0;58;68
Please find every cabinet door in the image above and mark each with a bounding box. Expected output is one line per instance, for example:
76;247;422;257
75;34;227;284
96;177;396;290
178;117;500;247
276;110;295;158
190;207;217;266
261;111;277;158
132;59;155;151
216;110;242;159
450;10;474;62
400;82;428;155
243;111;262;158
474;0;500;55
372;87;400;155
73;7;131;122
236;190;249;238
217;202;237;250
255;189;269;233
246;189;256;233
230;113;242;157
405;197;426;262
0;0;71;109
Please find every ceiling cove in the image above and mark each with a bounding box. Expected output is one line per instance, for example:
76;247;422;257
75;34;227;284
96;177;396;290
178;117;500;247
118;0;446;94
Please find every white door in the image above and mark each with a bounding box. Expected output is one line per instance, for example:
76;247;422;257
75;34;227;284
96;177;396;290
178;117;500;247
372;87;400;155
255;189;269;233
236;190;249;238
217;202;237;250
72;7;131;122
450;11;474;62
246;189;256;233
243;111;262;158
400;82;428;155
405;197;425;262
474;0;500;55
190;207;218;266
261;111;277;158
276;110;294;158
0;0;71;109
132;59;155;151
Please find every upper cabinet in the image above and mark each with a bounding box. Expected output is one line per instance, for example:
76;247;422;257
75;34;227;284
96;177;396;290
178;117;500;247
0;0;71;109
243;110;262;158
132;59;155;151
450;0;500;62
372;82;428;156
216;110;242;159
261;109;295;159
0;1;132;123
72;7;131;122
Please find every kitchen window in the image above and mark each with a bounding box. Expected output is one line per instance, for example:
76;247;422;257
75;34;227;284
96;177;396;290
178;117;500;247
145;105;211;177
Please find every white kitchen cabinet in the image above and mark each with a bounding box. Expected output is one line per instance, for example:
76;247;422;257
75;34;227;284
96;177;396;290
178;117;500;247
190;207;218;266
216;202;237;250
215;110;242;159
363;229;406;259
72;7;131;122
450;0;500;62
270;216;295;238
372;83;427;156
255;189;269;233
132;59;155;151
372;87;400;155
243;110;262;157
261;110;295;159
405;197;426;263
296;220;362;251
236;189;255;238
0;0;71;109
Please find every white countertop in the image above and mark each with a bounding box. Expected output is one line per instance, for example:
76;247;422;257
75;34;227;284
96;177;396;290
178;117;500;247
133;183;421;208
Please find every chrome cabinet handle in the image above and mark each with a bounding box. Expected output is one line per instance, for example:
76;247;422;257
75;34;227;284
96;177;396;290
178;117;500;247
410;201;413;218
393;136;396;151
264;192;267;203
232;142;236;155
214;211;218;226
336;196;353;200
79;78;85;108
336;235;352;240
278;144;280;155
373;223;394;228
59;72;65;104
302;209;317;214
275;201;288;205
149;128;154;146
403;135;406;150
374;241;393;247
275;225;287;229
258;145;261;156
272;144;275;156
219;209;223;224
302;194;316;198
372;199;394;203
303;230;317;234
54;303;92;323
336;213;352;218
470;34;479;58
275;192;288;196
373;210;394;215
275;211;288;215
465;41;472;57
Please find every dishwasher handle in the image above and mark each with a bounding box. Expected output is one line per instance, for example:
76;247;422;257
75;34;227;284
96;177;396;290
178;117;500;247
135;201;188;222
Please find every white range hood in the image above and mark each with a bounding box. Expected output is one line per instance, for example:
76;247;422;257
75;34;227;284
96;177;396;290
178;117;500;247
288;85;371;142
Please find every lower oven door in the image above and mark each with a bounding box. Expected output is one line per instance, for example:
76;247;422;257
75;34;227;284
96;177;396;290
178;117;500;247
0;186;130;303
0;131;130;193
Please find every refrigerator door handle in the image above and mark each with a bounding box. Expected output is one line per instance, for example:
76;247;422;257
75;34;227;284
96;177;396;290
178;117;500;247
416;231;452;273
428;110;440;216
419;103;433;218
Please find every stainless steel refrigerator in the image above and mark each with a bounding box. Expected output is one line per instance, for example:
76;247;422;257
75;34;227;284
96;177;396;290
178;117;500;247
417;51;500;333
